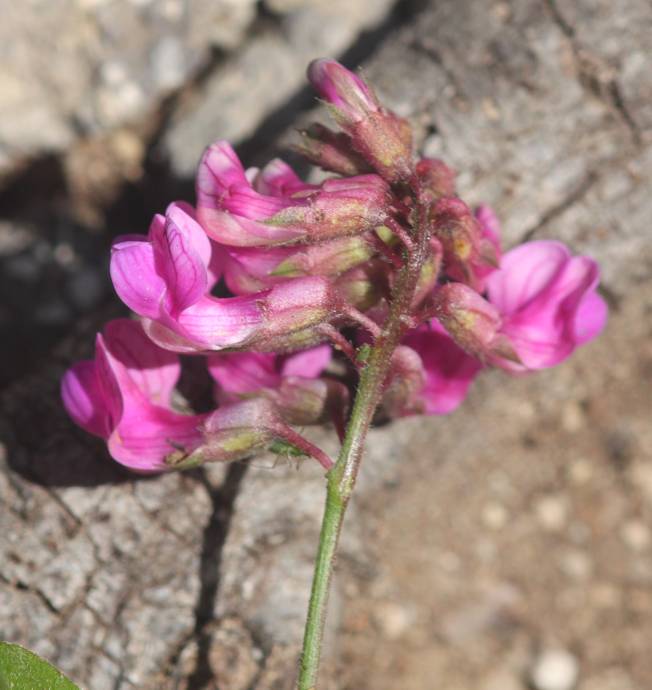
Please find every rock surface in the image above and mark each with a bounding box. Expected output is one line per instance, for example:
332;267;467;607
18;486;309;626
0;0;258;172
1;0;651;688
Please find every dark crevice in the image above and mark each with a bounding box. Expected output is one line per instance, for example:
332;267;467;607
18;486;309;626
185;463;249;688
0;573;60;614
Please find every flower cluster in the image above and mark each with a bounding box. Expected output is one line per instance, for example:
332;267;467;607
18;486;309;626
62;59;607;472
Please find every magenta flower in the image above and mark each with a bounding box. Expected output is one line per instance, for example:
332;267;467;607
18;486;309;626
400;322;482;415
485;240;608;370
61;319;207;470
110;202;339;353
208;346;348;427
61;319;336;471
218;236;375;296
196;140;390;247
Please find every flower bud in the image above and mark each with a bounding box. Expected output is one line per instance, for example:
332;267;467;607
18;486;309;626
416;158;457;202
433;283;503;361
271;235;374;278
431;197;492;289
335;261;386;312
381;346;427;418
264;174;390;241
294;123;371;176
307;59;413;182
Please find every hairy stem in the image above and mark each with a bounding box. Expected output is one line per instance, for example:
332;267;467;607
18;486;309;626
297;194;430;690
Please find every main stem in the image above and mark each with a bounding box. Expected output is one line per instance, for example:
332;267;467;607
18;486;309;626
297;194;430;690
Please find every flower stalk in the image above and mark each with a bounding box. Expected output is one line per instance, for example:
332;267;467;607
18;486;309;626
298;190;431;689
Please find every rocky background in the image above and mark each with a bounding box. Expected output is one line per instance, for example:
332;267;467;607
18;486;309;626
1;1;651;689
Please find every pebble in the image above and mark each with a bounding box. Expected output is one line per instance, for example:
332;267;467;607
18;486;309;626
373;601;412;640
567;458;593;485
560;550;593;580
530;648;579;690
482;501;509;530
620;520;651;551
535;495;568;531
562;400;585;432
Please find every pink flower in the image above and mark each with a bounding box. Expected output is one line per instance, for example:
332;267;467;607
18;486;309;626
196;140;389;247
60;320;239;470
110;202;339;352
61;319;334;471
485;240;607;370
208;346;348;427
399;322;482;415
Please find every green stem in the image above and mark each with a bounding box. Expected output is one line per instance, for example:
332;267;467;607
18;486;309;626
297;195;430;690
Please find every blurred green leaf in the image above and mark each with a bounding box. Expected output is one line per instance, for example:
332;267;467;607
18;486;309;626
0;643;79;690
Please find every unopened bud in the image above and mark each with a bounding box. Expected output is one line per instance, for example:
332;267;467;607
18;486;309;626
335;261;386;312
264;175;390;241
307;59;413;183
271;236;374;278
294;123;371;176
416;158;457;202
431;197;489;289
433;283;502;360
381;346;427;418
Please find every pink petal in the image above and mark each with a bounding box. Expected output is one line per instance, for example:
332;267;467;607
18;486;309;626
166;202;213;267
500;254;602;369
196;140;249;203
108;406;206;472
61;360;112;438
197;206;305;247
221;245;293;295
404;323;481;415
574;290;608;344
486;241;570;315
474;204;501;249
280;344;332;378
110;238;166;319
207;352;280;396
175;295;263;348
102;319;180;407
255;158;313;197
150;206;209;315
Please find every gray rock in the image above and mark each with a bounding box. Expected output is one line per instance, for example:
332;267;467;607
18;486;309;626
0;0;258;171
161;0;395;176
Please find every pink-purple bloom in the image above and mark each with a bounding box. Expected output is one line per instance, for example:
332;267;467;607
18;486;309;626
207;346;347;427
196;140;389;247
401;322;482;415
62;58;608;474
435;240;607;371
110;202;339;353
485;240;607;370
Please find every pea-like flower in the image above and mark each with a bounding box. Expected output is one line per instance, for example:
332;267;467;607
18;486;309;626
435;241;607;370
110;202;340;353
196;140;390;247
60;319;292;471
